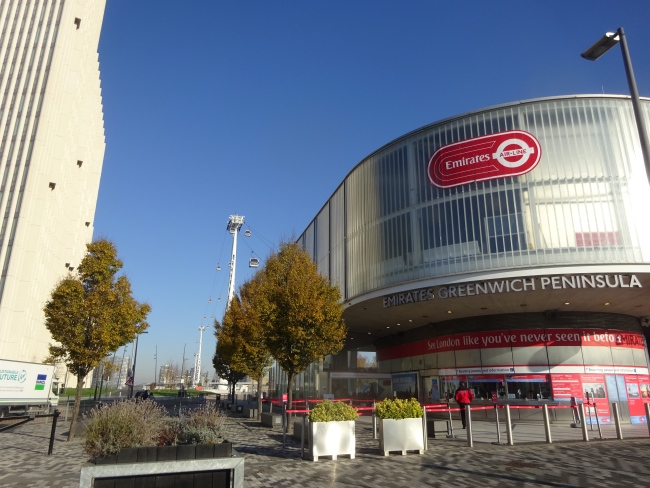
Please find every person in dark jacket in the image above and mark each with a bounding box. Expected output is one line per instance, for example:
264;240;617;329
454;382;475;429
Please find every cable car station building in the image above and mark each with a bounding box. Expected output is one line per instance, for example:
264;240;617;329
295;95;650;424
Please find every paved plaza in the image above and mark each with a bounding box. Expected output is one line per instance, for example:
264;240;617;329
1;411;650;487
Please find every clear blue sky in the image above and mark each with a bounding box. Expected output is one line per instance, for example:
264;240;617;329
94;1;650;385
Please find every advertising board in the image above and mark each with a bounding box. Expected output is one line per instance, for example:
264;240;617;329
0;360;57;412
428;130;541;188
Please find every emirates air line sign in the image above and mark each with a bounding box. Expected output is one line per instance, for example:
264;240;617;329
427;130;542;188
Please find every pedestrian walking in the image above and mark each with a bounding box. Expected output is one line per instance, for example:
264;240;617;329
454;381;474;429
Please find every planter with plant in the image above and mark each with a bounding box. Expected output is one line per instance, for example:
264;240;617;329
306;400;358;461
79;400;244;488
375;398;425;456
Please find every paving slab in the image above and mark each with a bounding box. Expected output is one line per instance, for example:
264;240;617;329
1;412;649;487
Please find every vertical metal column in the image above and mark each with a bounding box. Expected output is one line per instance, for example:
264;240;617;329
543;404;552;444
505;405;514;445
593;400;602;439
282;404;287;448
466;405;473;448
612;402;623;440
226;214;244;306
301;414;306;459
422;406;428;451
446;404;455;438
372;400;377;439
493;404;502;445
48;410;60;455
579;403;589;441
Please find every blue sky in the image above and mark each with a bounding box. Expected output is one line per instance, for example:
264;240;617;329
94;1;650;385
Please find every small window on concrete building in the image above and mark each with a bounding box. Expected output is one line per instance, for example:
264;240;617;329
74;18;81;29
49;182;56;190
77;160;83;167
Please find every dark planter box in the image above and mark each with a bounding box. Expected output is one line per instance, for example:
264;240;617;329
83;443;241;488
261;411;282;427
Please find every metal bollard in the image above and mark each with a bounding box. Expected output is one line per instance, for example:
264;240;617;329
422;406;428;451
301;414;306;459
282;405;287;448
492;404;502;445
645;403;650;438
593;400;602;439
543;404;552;444
446;404;455;438
505;405;514;445
372;400;377;440
48;410;60;455
612;402;623;440
466;405;473;448
579;403;589;442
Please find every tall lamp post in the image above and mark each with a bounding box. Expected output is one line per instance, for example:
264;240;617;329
154;345;157;387
128;331;148;399
581;28;650;186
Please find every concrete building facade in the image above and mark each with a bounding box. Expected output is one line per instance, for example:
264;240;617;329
0;0;106;363
295;95;650;424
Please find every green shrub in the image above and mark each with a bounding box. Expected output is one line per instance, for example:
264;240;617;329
83;400;228;461
84;399;167;460
308;400;358;422
375;398;423;419
177;404;227;444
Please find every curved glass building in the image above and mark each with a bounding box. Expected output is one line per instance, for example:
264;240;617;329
289;95;650;424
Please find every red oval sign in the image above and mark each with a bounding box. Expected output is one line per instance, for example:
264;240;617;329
427;130;541;188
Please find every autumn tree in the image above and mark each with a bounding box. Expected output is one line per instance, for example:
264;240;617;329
212;324;246;400
216;276;273;419
257;241;346;411
93;359;119;400
44;239;151;440
160;361;181;388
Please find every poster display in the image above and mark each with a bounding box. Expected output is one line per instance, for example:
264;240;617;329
639;375;650;400
551;374;583;400
581;374;611;424
624;375;647;424
550;374;612;423
392;372;418;399
431;378;439;402
605;375;619;402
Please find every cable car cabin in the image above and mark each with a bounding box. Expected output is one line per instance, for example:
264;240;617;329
249;257;259;268
244;229;251;237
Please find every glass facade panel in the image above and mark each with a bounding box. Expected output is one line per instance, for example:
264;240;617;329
299;96;650;301
315;204;329;277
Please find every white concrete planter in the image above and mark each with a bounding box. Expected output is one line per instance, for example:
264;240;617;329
309;420;355;461
378;417;425;456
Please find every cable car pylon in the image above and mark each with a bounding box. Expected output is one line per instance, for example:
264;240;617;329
225;214;244;306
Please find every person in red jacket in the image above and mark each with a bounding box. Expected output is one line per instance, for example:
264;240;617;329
454;382;475;429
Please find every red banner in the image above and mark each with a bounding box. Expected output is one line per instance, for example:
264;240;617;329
376;328;645;361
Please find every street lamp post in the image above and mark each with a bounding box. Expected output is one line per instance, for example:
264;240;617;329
128;331;148;399
154;345;157;387
581;27;650;186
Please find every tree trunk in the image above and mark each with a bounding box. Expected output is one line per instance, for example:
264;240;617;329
286;371;295;432
67;374;85;442
256;373;263;421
